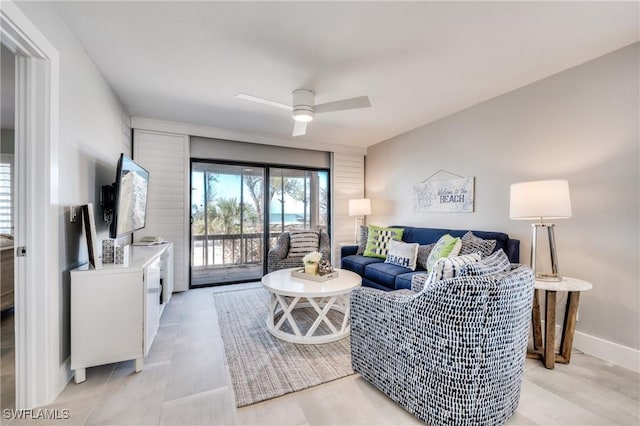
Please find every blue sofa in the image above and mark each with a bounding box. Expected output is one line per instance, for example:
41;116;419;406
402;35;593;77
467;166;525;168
341;225;520;291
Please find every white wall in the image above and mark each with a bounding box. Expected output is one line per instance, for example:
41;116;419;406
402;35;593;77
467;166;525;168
366;44;639;365
15;1;130;398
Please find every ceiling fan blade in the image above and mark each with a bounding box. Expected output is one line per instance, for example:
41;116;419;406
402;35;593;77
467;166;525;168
292;120;307;137
236;94;292;111
314;96;371;114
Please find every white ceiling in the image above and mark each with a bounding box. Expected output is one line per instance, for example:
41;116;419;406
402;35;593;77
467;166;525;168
50;1;639;149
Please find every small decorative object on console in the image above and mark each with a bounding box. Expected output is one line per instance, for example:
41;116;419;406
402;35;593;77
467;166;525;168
115;245;130;265
102;239;115;264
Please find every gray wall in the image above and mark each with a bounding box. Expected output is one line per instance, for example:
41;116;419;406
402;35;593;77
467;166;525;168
1;129;14;154
191;136;330;169
365;43;639;351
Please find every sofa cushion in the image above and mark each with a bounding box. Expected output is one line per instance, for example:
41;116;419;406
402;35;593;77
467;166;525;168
459;231;496;257
425;234;462;271
341;255;384;276
395;271;425;290
364;262;411;289
394;226;515;259
288;230;319;258
363;225;404;259
385;239;419;271
400;226;450;245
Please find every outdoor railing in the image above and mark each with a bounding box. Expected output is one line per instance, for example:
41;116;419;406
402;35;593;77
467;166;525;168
192;232;280;268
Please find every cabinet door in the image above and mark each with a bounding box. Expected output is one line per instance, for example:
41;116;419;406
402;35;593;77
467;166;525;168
144;258;161;355
161;244;174;304
71;270;143;369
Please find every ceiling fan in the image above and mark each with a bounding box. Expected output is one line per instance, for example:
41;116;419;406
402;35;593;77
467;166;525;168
236;89;371;137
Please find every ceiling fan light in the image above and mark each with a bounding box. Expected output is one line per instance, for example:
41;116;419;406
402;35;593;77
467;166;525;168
292;109;314;122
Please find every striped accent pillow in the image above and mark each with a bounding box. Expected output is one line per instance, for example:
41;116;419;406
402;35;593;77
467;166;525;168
288;231;319;258
460;249;511;276
459;231;497;258
424;252;482;287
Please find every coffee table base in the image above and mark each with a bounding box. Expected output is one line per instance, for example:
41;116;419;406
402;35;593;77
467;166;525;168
266;292;351;344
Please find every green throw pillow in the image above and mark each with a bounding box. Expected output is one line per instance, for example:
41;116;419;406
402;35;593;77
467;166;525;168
363;225;404;259
425;234;462;272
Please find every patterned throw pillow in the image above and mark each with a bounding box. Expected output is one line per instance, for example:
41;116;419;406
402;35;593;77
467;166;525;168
459;231;497;258
416;243;435;270
427;252;482;284
384;239;419;271
288;230;319;258
460;249;511;276
425;234;462;272
363;225;404;259
356;225;369;255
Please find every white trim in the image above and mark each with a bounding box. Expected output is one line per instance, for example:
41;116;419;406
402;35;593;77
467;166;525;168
573;329;639;372
544;322;640;372
183;137;190;291
1;1;62;409
131;116;366;155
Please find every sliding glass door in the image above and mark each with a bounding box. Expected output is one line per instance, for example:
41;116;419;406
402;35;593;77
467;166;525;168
268;167;329;235
191;163;266;285
191;161;329;286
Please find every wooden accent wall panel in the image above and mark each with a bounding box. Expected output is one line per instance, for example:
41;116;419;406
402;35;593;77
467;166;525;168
133;130;190;291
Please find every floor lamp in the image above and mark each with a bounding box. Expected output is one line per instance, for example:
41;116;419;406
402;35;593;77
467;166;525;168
510;180;572;281
348;198;371;244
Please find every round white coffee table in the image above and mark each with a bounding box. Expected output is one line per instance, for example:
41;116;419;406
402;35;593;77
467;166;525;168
261;268;362;344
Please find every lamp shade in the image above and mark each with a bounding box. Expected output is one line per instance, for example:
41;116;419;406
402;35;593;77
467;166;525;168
510;180;572;220
349;198;371;216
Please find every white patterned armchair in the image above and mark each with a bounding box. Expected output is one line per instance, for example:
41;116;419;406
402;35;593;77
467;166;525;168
350;264;534;425
267;230;331;273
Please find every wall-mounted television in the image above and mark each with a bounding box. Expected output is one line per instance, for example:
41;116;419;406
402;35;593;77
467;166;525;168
108;154;149;238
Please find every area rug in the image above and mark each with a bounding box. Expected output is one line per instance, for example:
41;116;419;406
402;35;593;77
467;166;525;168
213;287;354;407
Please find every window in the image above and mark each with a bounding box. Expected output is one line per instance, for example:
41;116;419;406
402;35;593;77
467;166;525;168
0;156;12;234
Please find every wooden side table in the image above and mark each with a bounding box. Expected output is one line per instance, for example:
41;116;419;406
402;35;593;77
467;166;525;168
527;276;592;369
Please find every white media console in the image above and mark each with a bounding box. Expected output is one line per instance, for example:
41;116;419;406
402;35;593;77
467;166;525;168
70;243;174;384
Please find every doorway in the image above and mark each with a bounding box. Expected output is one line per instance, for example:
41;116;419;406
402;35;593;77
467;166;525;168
191;162;266;285
1;2;60;409
0;42;16;410
190;160;330;286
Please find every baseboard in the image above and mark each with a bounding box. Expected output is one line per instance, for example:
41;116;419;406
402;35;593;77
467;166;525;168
54;356;73;401
538;321;640;372
573;330;640;373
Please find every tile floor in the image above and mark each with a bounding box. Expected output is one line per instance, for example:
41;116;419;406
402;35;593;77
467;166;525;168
2;285;639;425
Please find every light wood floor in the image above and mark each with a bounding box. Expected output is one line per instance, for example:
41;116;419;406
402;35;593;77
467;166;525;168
4;285;639;425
